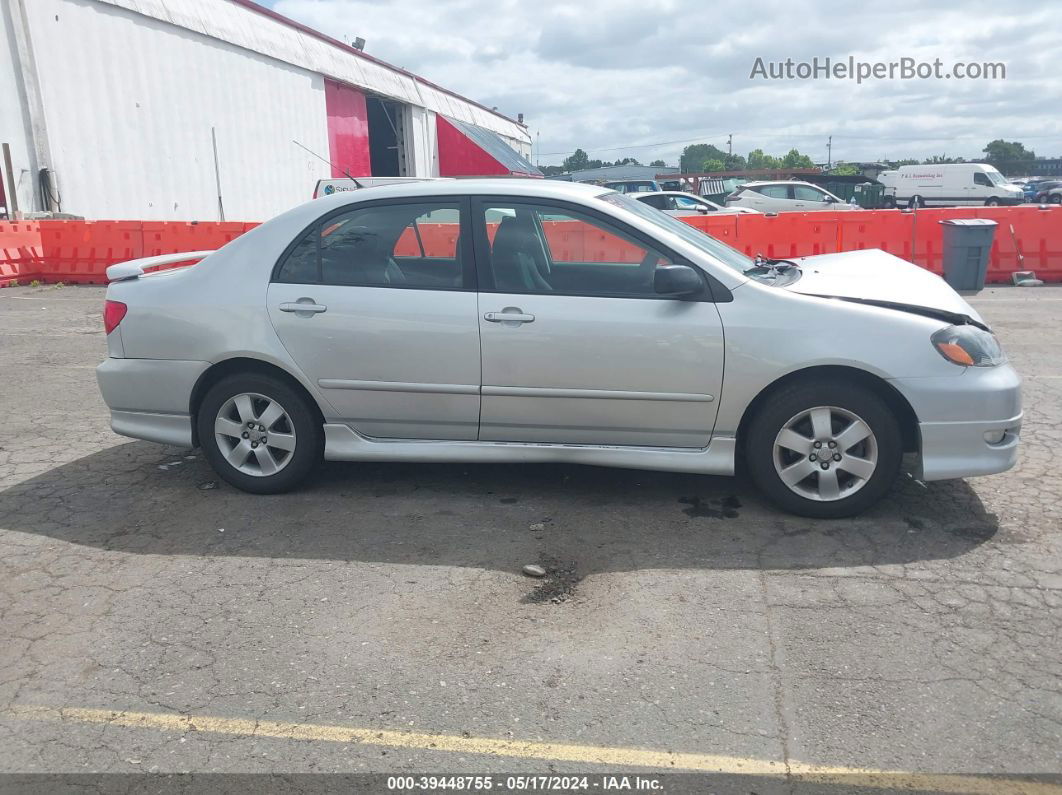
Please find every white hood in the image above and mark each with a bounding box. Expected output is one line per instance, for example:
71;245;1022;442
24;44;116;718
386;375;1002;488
784;249;985;325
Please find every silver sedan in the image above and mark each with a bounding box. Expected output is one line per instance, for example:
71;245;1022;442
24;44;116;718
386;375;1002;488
97;180;1021;517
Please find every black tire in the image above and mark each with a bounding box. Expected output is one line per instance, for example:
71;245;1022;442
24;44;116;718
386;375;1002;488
882;196;896;209
908;195;924;209
985;197;1000;206
197;373;323;494
745;379;903;518
1051;194;1062;205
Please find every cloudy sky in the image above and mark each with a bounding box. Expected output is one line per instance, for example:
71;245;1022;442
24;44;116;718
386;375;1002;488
264;0;1061;168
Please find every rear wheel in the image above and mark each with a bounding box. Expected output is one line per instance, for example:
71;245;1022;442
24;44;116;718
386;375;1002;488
197;373;323;494
1051;194;1062;205
745;380;903;518
985;197;1000;206
908;195;924;209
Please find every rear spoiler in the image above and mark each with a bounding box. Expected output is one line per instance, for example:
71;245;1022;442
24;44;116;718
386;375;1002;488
106;251;215;282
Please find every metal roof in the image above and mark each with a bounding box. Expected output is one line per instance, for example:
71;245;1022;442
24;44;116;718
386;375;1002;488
92;0;530;145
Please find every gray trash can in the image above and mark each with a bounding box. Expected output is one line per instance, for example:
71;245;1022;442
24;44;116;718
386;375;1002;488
939;218;997;291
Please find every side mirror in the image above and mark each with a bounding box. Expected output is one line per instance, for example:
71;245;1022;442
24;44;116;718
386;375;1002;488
654;264;704;298
696;204;710;213
824;195;838;203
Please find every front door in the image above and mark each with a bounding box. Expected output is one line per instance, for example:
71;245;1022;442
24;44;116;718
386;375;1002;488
471;198;724;447
267;197;481;440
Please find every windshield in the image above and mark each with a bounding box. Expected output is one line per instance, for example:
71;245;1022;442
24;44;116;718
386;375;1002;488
985;169;1008;186
598;191;754;273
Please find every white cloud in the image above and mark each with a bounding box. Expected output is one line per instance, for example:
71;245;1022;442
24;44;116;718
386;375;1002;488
270;0;1062;166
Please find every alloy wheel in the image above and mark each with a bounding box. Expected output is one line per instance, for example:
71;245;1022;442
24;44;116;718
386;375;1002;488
214;392;297;477
772;406;878;502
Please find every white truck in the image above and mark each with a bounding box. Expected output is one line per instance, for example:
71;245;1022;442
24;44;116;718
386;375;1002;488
877;163;1022;208
312;177;445;199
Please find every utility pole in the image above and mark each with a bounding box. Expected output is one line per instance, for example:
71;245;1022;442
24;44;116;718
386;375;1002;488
827;135;832;170
727;134;733;157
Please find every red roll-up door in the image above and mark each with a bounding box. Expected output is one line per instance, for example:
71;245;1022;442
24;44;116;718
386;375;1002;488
324;79;371;177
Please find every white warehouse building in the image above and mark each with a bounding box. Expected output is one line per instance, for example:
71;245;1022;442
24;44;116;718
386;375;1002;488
0;0;537;221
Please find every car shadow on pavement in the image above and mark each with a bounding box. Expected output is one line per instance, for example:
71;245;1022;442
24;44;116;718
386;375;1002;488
0;441;1001;574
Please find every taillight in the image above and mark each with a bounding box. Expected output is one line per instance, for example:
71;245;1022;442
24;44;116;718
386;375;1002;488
103;300;127;334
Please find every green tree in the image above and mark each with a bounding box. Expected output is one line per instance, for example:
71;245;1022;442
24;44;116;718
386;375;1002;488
829;163;859;176
782;149;815;168
563;148;590;171
982;140;1035;165
681;143;729;172
702;158;726;172
923;155;966;164
649;159;667;168
747;149;782;170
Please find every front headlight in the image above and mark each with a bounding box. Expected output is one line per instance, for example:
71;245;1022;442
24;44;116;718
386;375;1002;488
931;325;1006;367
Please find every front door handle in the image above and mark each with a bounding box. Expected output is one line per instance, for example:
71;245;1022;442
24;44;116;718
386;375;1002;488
484;309;535;324
279;300;327;315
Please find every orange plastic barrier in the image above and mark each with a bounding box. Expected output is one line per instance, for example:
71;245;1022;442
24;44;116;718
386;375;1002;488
2;207;1061;288
681;205;1062;284
38;220;145;284
0;221;44;286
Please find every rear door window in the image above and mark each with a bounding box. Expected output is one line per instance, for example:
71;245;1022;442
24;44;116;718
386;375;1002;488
275;202;467;289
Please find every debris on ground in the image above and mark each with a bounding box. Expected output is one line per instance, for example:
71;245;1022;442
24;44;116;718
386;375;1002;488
521;564;546;578
198;481;218;490
522;558;580;604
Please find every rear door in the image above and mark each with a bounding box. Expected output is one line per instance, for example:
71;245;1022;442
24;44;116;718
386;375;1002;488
471;197;724;447
267;197;481;440
755;184;794;211
791;184;832;210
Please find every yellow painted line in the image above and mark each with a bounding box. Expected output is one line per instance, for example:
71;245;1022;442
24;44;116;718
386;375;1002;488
7;705;1059;794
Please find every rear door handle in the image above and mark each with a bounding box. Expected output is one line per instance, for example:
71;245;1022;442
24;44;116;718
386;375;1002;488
484;310;535;324
279;301;327;314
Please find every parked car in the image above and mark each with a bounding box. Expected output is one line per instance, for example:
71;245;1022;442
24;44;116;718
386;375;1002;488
633;191;761;216
98;180;1021;518
725;181;860;213
877;164;1023;207
601;179;660;194
1032;180;1062;203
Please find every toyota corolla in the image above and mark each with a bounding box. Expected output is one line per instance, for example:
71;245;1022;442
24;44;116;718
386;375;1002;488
97;180;1021;517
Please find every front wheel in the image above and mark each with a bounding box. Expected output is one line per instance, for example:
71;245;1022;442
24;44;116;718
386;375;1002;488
745;381;903;518
985;197;1000;206
197;373;323;494
1051;194;1062;205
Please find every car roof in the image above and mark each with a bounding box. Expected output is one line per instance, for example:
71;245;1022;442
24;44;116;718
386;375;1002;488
739;180;819;188
632;191;703;199
326;178;610;203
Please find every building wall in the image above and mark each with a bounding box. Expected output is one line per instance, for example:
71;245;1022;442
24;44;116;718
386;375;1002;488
23;0;332;220
10;0;532;220
0;1;38;214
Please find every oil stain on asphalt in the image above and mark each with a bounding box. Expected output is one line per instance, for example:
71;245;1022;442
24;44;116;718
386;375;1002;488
679;495;742;519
